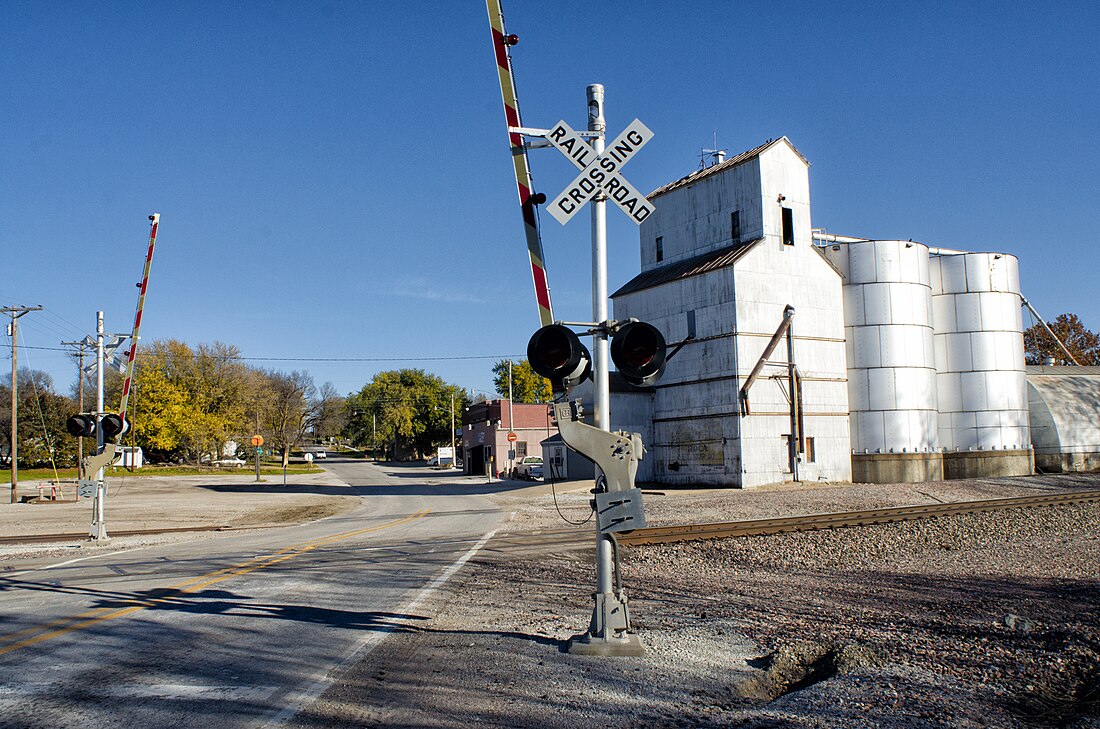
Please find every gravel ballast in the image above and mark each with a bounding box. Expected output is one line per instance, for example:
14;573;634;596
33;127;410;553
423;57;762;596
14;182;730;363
290;474;1100;728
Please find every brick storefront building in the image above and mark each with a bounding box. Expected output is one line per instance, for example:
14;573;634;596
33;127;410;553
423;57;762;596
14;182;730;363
462;400;557;478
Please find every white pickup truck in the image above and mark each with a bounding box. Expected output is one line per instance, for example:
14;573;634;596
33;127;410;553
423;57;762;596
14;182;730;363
514;456;543;480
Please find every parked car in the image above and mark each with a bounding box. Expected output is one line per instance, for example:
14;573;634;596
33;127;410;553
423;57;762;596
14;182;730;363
426;455;440;467
214;457;246;468
515;456;543;480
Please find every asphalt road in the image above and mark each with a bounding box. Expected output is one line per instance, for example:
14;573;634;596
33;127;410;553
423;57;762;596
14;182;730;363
0;458;503;728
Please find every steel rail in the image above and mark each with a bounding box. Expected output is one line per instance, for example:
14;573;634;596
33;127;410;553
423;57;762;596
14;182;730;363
0;525;230;546
617;489;1100;546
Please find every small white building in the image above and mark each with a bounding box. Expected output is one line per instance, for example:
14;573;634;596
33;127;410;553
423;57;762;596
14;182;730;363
609;138;851;488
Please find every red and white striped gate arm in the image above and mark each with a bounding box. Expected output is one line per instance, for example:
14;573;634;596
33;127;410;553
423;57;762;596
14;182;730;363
118;213;160;425
486;0;554;326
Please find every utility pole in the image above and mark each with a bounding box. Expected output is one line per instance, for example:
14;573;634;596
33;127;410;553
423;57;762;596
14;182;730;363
450;391;456;470
508;360;514;475
61;339;91;477
372;412;377;462
4;305;42;504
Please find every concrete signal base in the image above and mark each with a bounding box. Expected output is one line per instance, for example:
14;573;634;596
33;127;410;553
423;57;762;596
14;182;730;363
567;591;646;656
567;631;646;657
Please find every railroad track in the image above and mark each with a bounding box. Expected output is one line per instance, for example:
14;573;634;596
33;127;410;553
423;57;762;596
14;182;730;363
0;525;230;546
616;489;1100;546
5;489;1099;550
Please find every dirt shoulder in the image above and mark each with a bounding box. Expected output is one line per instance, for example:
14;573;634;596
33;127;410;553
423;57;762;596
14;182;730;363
0;468;360;566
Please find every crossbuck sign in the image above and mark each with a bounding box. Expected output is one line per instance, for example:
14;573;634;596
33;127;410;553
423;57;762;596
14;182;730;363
546;118;655;226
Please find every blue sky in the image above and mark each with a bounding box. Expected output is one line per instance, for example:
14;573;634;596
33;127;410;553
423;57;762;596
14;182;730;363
3;1;1098;399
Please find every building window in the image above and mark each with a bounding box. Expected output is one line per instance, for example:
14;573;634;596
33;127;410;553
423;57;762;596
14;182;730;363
781;207;794;246
655;236;663;262
731;210;741;243
516;441;527;459
804;437;816;463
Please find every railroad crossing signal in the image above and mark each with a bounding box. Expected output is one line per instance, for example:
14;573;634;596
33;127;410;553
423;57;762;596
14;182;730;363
546;118;655;226
80;334;129;377
66;413;128;439
527;321;668;394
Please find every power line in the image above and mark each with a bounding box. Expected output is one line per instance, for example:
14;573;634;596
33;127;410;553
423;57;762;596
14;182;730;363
9;345;522;363
241;354;522;362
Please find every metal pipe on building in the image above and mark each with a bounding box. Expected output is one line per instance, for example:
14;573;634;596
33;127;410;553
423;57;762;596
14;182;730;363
812;231;967;257
739;305;795;415
1020;294;1080;366
786;319;800;482
811;231;869;244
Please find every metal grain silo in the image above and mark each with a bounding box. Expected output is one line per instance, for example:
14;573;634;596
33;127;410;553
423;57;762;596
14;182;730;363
825;240;941;482
930;252;1033;477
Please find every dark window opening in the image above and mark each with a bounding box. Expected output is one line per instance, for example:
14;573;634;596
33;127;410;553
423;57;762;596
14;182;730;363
781;207;794;246
731;210;741;242
655;236;663;262
804;437;816;463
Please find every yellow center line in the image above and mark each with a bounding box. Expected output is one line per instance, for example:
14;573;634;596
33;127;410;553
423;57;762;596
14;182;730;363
0;509;430;657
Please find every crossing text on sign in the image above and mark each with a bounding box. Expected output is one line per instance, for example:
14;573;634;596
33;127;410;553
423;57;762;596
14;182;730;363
546;118;655;226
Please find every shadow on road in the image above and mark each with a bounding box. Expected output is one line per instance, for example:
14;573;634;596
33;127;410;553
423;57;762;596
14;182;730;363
195;456;584;498
0;578;431;635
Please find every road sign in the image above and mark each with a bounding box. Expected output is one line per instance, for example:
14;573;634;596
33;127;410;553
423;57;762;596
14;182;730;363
78;479;97;499
546;118;655;226
251;435;264;447
507;431;517;442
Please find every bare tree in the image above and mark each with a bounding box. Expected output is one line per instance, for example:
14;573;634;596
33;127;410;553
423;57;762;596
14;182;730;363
262;370;317;467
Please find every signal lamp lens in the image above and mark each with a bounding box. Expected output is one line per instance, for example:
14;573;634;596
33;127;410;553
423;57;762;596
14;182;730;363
527;325;591;393
610;321;667;388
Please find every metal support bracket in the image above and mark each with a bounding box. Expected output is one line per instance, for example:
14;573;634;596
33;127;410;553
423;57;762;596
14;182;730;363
551;401;643;493
82;442;120;476
595;488;646;533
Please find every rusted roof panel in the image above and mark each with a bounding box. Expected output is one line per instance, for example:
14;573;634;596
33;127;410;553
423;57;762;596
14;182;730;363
647;136;809;200
612;238;763;298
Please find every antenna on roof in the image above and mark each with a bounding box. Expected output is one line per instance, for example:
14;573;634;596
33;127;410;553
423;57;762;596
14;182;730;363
699;130;726;169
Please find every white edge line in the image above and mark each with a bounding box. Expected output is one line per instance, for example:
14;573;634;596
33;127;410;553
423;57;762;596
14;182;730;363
2;546;151;579
265;527;500;728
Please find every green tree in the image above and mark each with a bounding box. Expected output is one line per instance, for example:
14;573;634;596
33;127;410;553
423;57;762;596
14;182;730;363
0;369;78;468
112;339;254;463
1024;313;1100;365
345;369;467;460
492;359;552;403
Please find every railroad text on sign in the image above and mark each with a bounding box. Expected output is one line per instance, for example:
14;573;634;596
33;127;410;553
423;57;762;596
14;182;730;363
546;118;655;226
